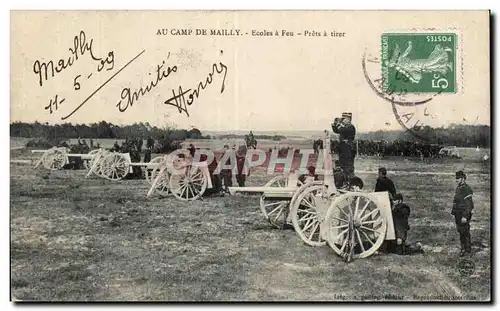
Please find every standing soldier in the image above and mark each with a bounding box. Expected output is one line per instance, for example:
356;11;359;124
375;167;397;201
146;136;155;152
236;145;248;187
391;193;411;255
220;145;233;193
452;170;474;256
248;131;257;149
188;144;196;158
332;112;356;180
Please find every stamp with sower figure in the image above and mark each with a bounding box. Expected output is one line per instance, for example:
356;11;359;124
362;31;461;141
381;33;457;94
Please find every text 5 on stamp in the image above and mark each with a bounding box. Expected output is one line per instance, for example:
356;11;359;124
381;33;457;94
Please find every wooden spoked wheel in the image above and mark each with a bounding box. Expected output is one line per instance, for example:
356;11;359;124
289;181;324;211
324;192;387;260
42;148;67;170
290;184;330;247
259;175;303;228
169;165;207;201
146;156;167;185
100;153;130;181
147;165;170;197
86;150;109;177
83;149;101;170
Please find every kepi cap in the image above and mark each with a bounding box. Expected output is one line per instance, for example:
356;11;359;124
342;112;352;119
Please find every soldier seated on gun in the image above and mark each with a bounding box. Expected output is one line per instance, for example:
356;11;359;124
298;166;319;184
333;160;346;189
333;160;363;190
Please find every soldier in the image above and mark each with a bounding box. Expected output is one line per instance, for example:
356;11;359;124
113;141;120;152
375;167;397;202
220;145;233;193
391;193;411;255
236;145;248;187
248;131;257;149
136;137;143;153
332;112;356;180
452;170;474;256
146;136;155;152
144;148;152;163
188;144;196;157
313;140;319;155
333;160;346;189
201;153;221;197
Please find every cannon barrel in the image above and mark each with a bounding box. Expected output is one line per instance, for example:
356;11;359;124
227;186;298;196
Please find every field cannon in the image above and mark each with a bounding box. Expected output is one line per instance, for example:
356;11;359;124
32;147;213;201
145;154;212;201
32;147;134;180
228;132;395;262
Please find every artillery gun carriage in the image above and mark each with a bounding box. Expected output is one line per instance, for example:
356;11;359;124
228;131;395;262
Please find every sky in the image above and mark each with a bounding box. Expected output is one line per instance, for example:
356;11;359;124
10;10;490;133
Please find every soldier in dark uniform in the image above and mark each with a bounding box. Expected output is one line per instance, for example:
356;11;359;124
146;137;155;152
375;167;397;202
332;112;356;179
188;144;196;157
452;170;474;256
220;145;233;193
379;193;424;255
390;193;411;255
113;141;120;152
333;160;346;189
236;145;248;187
200;153;221;197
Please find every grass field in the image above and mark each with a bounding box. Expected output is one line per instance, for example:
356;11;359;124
10;146;491;301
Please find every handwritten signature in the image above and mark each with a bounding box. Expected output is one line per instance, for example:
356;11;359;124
116;54;178;112
164;62;228;116
33;30;115;87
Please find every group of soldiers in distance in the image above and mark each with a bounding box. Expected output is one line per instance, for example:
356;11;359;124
345;139;444;158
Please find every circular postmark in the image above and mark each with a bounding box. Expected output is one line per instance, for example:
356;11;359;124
457;259;475;277
362;51;446;142
362;51;440;107
361;31;461;141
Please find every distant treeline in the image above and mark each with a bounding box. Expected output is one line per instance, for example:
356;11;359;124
10;122;490;148
219;134;286;141
10;121;211;140
357;124;490;148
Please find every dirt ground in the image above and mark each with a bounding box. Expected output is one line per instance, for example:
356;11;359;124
10;148;491;301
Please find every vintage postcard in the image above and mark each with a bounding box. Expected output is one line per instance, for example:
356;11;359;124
10;10;491;302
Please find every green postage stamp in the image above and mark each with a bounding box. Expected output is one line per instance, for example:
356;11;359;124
381;33;457;94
